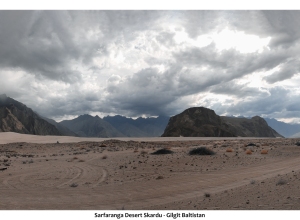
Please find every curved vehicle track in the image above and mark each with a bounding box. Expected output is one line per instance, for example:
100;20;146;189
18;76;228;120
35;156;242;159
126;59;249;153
1;156;107;191
89;156;300;209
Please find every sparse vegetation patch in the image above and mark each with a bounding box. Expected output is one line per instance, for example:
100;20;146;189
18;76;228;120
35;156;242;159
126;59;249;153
246;149;252;155
226;148;233;152
151;149;173;155
69;183;78;187
140;150;148;156
261;149;268;154
189;147;215;156
276;179;287;186
204;193;211;198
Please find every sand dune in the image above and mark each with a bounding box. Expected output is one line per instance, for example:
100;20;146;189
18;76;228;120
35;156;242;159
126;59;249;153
0;132;268;144
1;132;300;209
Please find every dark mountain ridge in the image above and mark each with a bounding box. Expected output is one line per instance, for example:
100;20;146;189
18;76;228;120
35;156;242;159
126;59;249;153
0;94;61;135
40;116;78;137
162;107;283;137
264;118;300;138
103;115;169;137
59;114;125;138
0;95;293;138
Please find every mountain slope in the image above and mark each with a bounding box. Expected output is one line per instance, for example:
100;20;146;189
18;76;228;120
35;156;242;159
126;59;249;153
134;116;170;136
162;107;283;137
59;114;125;137
0;94;61;135
264;118;300;138
103;115;148;137
162;107;236;137
41;116;78;137
103;115;169;137
222;116;283;137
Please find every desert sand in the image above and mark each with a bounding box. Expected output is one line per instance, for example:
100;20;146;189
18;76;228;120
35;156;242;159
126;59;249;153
1;132;300;210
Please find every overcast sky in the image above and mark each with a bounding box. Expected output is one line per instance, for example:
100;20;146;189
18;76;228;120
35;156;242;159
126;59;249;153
1;10;300;123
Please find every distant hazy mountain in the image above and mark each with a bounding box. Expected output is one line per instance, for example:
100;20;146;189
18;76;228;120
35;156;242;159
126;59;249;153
222;116;283;137
162;107;283;137
290;132;300;138
264;118;300;138
103;115;169;137
40;116;78;137
0;94;61;135
59;114;125;137
225;116;300;138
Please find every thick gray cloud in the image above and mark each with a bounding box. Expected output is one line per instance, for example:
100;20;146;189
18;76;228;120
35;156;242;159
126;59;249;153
218;87;290;117
262;11;300;47
0;11;163;82
104;67;183;116
263;59;300;84
1;10;300;123
210;80;268;98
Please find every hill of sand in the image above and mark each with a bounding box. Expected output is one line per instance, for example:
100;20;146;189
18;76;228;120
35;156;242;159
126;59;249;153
1;132;300;210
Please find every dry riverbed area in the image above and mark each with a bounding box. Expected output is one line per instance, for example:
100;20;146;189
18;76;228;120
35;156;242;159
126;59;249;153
1;134;300;210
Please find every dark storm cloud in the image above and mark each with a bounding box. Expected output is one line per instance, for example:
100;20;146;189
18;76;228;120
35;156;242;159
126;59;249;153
182;11;222;38
0;10;163;83
0;11;84;82
104;68;177;116
263;59;300;84
98;15;300;118
262;11;300;47
206;85;300;121
225;87;290;116
286;103;300;112
103;60;228;117
155;31;176;47
223;11;272;36
172;44;290;86
195;45;287;72
210;81;268;98
32;86;103;118
1;10;300;121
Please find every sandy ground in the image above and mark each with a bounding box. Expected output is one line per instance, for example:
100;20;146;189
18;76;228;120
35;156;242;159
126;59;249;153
1;132;300;210
0;132;262;144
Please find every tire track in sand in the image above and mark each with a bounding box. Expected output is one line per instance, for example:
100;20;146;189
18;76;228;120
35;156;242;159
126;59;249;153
56;166;84;188
93;156;300;209
56;156;108;188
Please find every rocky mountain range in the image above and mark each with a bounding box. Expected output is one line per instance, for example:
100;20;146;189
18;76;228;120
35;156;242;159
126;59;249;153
59;114;126;138
1;94;300;138
264;118;300;138
58;114;169;137
0;94;61;135
0;95;169;137
162;107;283;138
103;115;169;137
40;116;78;137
